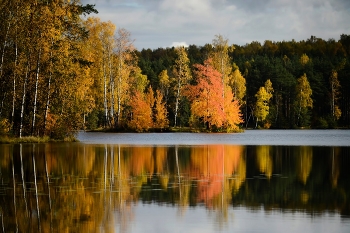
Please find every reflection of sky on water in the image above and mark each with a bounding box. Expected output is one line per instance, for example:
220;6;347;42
130;204;349;233
78;130;350;146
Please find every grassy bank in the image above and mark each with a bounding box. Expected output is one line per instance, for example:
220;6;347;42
0;135;78;144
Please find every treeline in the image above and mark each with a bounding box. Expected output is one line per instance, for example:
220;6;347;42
0;1;349;138
0;0;98;139
138;35;350;129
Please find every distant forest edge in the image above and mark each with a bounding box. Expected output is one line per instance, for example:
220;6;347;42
0;1;349;139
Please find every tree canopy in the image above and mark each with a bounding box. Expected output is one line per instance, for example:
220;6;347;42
0;2;349;137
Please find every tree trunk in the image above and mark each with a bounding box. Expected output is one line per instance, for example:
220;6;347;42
11;37;17;128
12;153;19;233
109;48;115;126
0;92;6;119
20;144;28;215
32;49;42;136
0;18;11;119
44;47;53;135
174;84;180;127
32;146;41;231
19;63;29;138
0;18;11;78
117;56;122;127
103;55;109;127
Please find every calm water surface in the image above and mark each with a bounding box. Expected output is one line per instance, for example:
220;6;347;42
77;129;350;146
0;130;349;233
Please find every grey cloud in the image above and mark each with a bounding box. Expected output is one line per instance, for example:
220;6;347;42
330;0;350;10
81;0;350;49
226;0;272;12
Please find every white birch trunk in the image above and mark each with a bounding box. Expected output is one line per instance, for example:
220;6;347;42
19;63;29;138
103;55;109;127
117;56;122;127
0;18;11;77
32;49;41;135
44;47;53;134
11;36;18;127
20;144;28;215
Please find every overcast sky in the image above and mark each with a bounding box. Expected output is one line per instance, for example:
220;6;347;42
81;0;350;50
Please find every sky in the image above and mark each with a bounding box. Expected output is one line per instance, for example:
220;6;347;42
80;0;350;50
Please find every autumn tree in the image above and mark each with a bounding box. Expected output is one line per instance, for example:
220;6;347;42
294;73;313;127
0;0;97;138
329;70;341;121
115;28;136;127
131;67;149;93
229;63;246;105
188;59;225;129
84;18;138;130
254;79;273;128
300;53;310;66
128;91;152;132
172;47;191;127
187;59;242;131
154;90;169;130
224;88;244;131
210;35;234;99
158;69;170;103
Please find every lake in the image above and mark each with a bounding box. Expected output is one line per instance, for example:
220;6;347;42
0;130;350;232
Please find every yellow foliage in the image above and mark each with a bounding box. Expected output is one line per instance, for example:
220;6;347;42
300;53;310;66
296;74;313;109
230;64;246;103
154;90;169;129
256;146;273;179
297;146;313;184
0;118;10;135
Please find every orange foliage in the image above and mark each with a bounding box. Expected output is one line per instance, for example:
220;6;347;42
128;91;153;132
187;59;243;130
188;59;225;128
128;147;154;176
224;87;244;131
154;90;169;129
185;145;243;206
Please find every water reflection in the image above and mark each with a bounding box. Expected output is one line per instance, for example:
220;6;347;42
0;143;349;232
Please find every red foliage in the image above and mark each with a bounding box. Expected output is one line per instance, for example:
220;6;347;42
186;59;243;130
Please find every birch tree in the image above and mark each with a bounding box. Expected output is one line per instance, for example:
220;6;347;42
294;74;313;127
154;90;169;130
172;47;191;127
210;35;234;99
229;63;246;105
115;28;135;127
329;70;341;120
254;79;273;128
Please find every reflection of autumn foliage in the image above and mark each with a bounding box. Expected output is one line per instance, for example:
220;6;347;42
330;148;340;188
297;146;313;184
6;144;350;232
256;145;273;179
155;146;168;174
128;147;154;175
186;145;243;207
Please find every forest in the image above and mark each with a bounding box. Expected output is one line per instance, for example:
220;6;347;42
0;0;349;139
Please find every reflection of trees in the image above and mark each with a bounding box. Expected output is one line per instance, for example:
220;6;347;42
297;146;313;184
330;147;340;188
189;145;242;206
256;145;272;179
0;144;349;232
186;145;244;226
